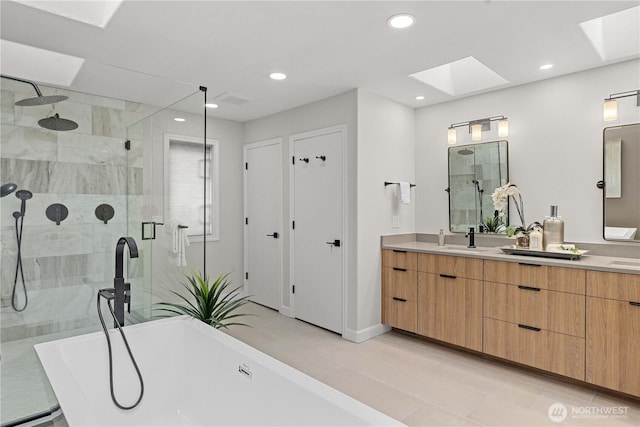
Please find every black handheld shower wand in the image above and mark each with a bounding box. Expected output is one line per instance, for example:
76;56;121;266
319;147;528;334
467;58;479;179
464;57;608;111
12;189;33;311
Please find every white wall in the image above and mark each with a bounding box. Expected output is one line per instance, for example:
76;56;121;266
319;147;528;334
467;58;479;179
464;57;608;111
356;90;415;334
243;90;358;329
415;59;640;243
145;106;244;294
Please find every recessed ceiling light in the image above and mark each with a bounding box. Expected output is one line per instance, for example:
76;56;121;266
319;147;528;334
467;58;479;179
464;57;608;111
269;72;287;80
388;14;415;29
205;103;219;109
416;95;425;100
539;64;554;70
174;118;186;122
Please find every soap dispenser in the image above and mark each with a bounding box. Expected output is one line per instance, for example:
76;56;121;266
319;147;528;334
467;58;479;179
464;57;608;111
543;205;565;250
438;229;446;246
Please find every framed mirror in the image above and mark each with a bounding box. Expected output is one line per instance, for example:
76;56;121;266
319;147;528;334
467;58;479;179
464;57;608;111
602;123;640;242
448;140;509;233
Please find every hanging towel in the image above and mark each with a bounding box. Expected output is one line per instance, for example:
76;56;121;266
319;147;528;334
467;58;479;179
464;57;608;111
397;181;411;204
162;219;190;266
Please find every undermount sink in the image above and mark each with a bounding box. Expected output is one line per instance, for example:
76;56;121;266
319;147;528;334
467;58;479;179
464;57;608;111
609;260;640;269
441;246;488;254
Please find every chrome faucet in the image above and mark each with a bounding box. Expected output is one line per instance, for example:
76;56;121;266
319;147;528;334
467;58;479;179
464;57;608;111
113;237;139;327
466;227;476;248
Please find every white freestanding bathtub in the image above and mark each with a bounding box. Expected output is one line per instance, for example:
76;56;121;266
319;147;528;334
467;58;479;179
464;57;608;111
35;316;403;426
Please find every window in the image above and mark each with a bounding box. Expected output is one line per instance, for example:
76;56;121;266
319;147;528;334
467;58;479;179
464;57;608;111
164;133;219;241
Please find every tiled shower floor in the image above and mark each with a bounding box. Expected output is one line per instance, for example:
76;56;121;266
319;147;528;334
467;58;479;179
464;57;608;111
2;302;639;426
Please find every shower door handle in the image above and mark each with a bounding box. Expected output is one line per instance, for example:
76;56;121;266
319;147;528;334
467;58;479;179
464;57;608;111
142;221;164;240
267;232;279;239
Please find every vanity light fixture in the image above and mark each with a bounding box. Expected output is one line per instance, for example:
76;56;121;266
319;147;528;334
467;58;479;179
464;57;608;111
447;115;509;144
603;90;639;121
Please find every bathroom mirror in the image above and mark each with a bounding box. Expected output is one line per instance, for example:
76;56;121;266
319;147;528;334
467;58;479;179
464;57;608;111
448;140;509;233
602;123;640;242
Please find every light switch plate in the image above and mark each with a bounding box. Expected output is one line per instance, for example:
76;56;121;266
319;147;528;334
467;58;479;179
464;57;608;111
392;215;400;228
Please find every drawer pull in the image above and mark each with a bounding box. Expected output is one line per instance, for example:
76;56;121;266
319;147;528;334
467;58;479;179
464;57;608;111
392;250;407;253
518;324;541;332
518;262;542;267
392;297;407;302
630;301;640;307
518;285;541;292
393;267;407;272
439;274;457;279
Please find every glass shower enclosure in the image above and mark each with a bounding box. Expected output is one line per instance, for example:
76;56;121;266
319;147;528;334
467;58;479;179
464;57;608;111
0;79;207;426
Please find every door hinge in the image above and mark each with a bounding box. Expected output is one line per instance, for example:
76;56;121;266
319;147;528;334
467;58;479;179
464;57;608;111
292;220;295;229
124;140;131;150
245;162;248;170
292;156;295;165
292;285;295;294
245;217;248;225
245;272;248;280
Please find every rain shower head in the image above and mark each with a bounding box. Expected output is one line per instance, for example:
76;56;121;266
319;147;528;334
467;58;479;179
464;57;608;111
38;114;79;131
1;74;68;106
458;148;474;155
15;94;69;106
1;183;17;197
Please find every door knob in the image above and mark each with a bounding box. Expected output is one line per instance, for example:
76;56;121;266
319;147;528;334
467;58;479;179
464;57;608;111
325;239;341;247
267;232;279;239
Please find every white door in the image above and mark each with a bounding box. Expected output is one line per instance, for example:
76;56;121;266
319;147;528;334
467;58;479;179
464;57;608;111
292;127;344;333
244;139;282;311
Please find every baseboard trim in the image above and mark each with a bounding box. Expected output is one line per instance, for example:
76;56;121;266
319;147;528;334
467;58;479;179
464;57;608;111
343;323;391;343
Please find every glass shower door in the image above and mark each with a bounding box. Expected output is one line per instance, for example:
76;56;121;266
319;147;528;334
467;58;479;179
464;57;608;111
126;90;207;322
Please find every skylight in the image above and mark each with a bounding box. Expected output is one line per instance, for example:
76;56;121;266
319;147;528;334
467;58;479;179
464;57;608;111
580;6;640;61
409;56;509;96
0;39;84;87
13;0;123;29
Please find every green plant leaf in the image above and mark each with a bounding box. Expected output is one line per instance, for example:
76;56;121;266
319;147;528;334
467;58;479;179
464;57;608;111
153;272;253;328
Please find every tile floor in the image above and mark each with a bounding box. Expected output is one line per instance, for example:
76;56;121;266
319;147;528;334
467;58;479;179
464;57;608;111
225;303;640;427
4;302;639;426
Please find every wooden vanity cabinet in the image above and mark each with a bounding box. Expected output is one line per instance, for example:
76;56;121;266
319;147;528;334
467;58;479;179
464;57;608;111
381;249;418;332
417;254;483;351
483;260;586;380
586;271;640;397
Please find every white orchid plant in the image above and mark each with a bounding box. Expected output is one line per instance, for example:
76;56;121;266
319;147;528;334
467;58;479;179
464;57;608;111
491;183;541;237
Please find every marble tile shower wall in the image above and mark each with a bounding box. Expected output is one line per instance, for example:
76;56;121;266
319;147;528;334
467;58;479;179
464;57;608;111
0;80;145;342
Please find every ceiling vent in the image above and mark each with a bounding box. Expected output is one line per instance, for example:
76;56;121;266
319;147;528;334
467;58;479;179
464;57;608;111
214;91;252;105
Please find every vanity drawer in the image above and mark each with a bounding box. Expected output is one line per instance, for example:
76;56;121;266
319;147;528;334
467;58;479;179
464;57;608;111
484;260;548;288
483;318;585;380
484;282;585;337
417;253;483;280
587;271;640;302
382;297;417;333
382;267;417;301
382;249;417;271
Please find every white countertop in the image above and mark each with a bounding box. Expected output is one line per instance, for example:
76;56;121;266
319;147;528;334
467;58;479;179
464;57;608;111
382;241;640;275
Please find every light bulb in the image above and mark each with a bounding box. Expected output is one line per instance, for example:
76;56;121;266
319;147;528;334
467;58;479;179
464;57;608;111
447;128;457;145
471;124;483;141
498;119;509;137
603;99;618;121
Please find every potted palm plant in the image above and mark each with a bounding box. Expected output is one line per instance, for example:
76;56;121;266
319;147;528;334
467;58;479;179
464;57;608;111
155;272;252;329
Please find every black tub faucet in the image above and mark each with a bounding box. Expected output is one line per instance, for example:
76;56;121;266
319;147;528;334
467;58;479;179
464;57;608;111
114;237;139;327
466;227;476;248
